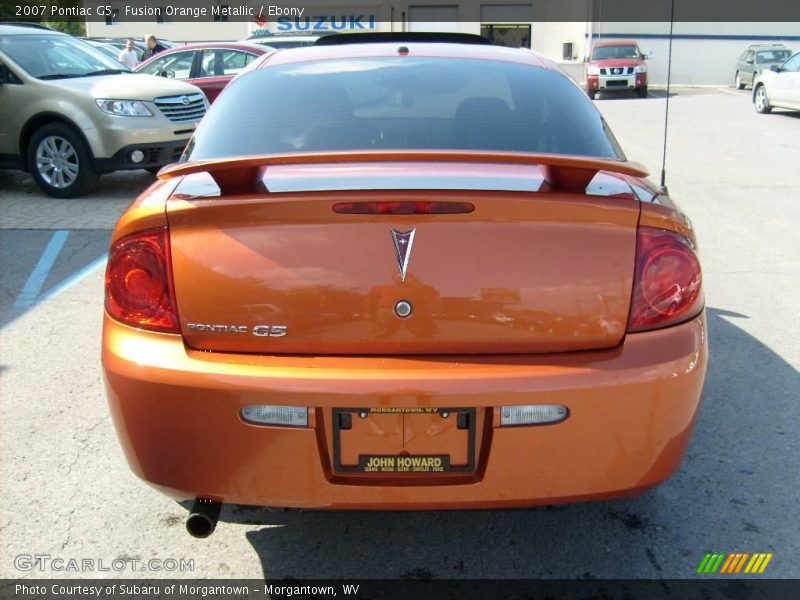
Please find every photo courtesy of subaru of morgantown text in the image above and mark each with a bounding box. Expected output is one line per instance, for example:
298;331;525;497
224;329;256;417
1;0;799;593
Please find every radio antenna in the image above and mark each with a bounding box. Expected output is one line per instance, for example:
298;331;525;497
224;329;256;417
660;0;675;193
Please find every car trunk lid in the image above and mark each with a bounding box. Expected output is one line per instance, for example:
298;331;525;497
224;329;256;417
164;154;642;355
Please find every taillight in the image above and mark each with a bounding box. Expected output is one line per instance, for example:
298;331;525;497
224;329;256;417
105;228;179;333
628;227;703;332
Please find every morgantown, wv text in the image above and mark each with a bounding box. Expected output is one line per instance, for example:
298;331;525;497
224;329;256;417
15;583;360;598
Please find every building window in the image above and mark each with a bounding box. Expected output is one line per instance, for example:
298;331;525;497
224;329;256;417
479;4;533;47
156;7;171;23
104;9;119;25
563;42;574;60
480;24;531;48
408;5;458;32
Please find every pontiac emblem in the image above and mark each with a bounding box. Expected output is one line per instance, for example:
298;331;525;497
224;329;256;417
181;96;190;105
391;229;416;281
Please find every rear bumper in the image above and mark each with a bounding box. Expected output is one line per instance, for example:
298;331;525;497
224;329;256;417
102;312;707;509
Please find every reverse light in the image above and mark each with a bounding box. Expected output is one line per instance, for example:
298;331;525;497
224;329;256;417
501;405;568;426
628;227;703;332
105;228;179;333
333;201;474;215
96;99;153;117
241;405;308;427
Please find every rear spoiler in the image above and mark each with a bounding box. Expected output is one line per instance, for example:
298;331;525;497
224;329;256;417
158;150;649;196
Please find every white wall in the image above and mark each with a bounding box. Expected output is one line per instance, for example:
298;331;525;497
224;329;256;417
594;22;800;86
460;20;800;86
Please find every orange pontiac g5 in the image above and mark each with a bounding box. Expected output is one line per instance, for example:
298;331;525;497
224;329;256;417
102;33;706;537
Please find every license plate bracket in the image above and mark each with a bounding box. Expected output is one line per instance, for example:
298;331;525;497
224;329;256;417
332;407;476;474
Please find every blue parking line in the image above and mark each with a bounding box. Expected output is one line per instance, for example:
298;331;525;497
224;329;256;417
13;230;70;310
36;254;108;305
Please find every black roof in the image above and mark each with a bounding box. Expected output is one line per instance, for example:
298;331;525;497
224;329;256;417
314;32;491;46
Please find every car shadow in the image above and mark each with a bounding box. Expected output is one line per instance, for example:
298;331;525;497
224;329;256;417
0;168;155;198
594;88;671;101
233;307;797;578
765;109;800;120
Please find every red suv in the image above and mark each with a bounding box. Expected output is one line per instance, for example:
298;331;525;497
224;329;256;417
585;39;648;99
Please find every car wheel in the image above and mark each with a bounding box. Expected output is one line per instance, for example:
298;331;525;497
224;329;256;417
754;85;772;114
27;123;99;198
637;86;648;98
735;72;745;90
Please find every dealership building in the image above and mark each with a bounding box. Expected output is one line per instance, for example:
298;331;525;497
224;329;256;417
84;0;800;85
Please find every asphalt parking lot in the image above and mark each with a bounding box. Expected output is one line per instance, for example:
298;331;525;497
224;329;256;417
0;87;798;580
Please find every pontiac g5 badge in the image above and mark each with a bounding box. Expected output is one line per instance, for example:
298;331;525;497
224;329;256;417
391;229;416;281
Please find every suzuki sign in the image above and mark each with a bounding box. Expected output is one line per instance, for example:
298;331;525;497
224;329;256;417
273;14;378;32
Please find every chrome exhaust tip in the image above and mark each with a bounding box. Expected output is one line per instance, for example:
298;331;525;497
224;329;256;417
186;498;221;538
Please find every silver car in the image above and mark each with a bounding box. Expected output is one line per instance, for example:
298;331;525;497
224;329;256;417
735;44;792;90
753;52;800;114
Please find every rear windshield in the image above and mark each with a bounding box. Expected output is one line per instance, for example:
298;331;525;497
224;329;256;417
185;57;623;160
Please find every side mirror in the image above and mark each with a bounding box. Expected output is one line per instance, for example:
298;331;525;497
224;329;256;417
771;64;782;72
745;58;754;64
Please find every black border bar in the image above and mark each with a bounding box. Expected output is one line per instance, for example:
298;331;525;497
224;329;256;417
3;0;800;23
3;579;800;600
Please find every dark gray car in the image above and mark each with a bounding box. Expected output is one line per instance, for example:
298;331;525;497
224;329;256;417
735;44;792;89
